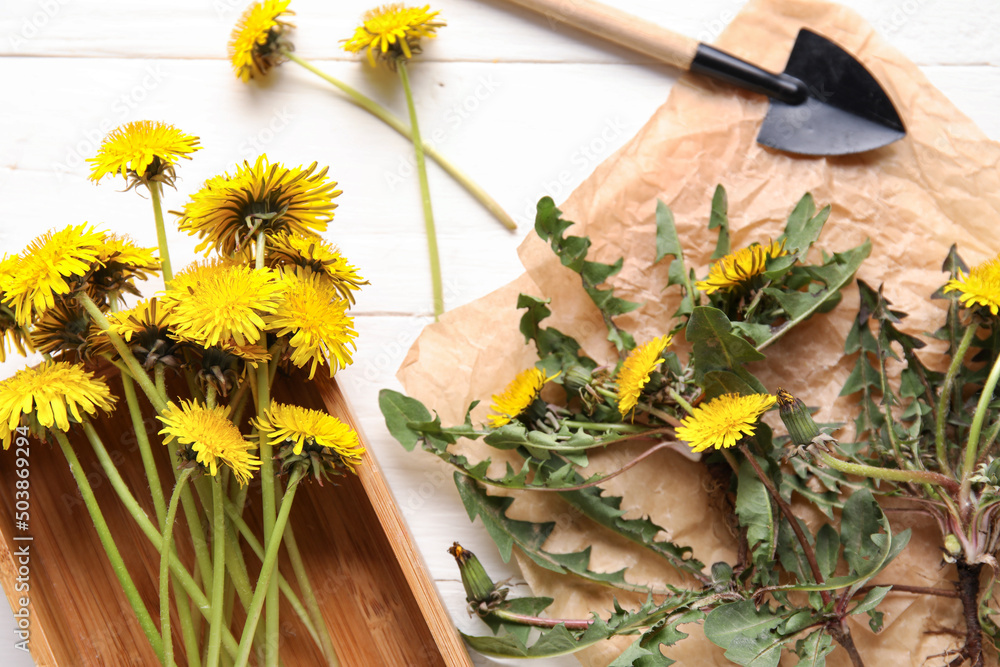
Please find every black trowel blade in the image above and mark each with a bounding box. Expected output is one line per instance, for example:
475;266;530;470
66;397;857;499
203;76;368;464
757;29;906;156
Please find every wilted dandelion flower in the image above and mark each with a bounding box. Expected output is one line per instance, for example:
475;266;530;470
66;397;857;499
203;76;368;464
615;335;672;417
254;402;364;473
266;269;357;379
161;260;285;347
96;298;183;369
87;234;161;306
343;4;444;68
176;155;341;258
487;367;554;428
0;361;116;449
944;254;1000;316
266;233;367;305
158;400;260;485
675;393;777;453
696;240;787;295
88;120;201;189
30;298;102;362
0;224;105;326
229;0;295;82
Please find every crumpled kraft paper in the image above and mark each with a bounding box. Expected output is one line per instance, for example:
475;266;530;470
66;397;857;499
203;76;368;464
398;0;1000;664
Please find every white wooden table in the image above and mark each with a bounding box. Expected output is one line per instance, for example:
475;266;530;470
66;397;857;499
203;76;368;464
0;1;996;664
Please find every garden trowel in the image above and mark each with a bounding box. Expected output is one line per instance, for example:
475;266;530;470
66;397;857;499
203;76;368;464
497;0;906;156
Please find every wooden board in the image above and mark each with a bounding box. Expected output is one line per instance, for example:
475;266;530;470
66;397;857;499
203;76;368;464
0;367;472;666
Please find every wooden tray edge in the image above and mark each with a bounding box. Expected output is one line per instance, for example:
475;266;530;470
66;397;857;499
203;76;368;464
314;374;474;667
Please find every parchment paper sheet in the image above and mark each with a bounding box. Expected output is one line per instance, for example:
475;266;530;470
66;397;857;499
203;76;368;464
398;0;1000;664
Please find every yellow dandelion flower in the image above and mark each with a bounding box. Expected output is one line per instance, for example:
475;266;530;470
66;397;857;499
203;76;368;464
944;255;1000;315
675;393;777;453
615;335;672;416
696;240;788;295
176;155;341;258
254;402;364;469
229;0;295;82
343;4;445;68
158;400;260;485
0;224;105;326
487;367;556;428
0;361;116;448
267;233;367;305
160;260;285;347
266;269;357;379
88;120;201;189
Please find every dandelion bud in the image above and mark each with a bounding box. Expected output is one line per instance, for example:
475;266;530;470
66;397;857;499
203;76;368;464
563;364;594;395
448;542;505;612
710;562;733;591
775;388;821;446
944;534;962;560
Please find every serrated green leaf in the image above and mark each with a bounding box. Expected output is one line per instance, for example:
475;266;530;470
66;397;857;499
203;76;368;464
814;524;839;580
704;601;783;650
732;321;774;346
453;472;554;565
484;423;531;450
794;631;834;667
379;389;433;451
709;185;731;259
840;489;883;576
849;586;891;616
736;460;776;573
724;634;783;667
687;307;767;395
532;197;640;351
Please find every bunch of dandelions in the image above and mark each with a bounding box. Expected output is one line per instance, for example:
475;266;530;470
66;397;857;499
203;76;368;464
378;190;929;666
227;1;517;319
0;120;368;666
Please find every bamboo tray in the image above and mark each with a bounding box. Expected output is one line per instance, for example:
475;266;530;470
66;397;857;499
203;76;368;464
0;366;472;666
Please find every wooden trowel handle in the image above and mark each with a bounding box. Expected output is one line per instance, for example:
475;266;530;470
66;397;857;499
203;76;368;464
500;0;700;70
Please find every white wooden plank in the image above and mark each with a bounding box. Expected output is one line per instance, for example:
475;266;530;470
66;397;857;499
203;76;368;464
0;57;672;323
0;0;998;66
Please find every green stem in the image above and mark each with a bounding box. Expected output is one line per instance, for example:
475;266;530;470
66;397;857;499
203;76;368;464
255;230;280;667
234;468;306;667
960;351;1000;509
121;374;167;527
222;498;321;647
54;430;164;661
161;468;195;667
78;291;167;412
818;451;960;494
281;514;339;665
207;480;226;667
84;419;215;627
667;388;695;415
82;430;241;659
156;364;168;402
149;180;173;284
398;59;444;320
636;401;681;427
282;51;516;233
560;420;646;433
